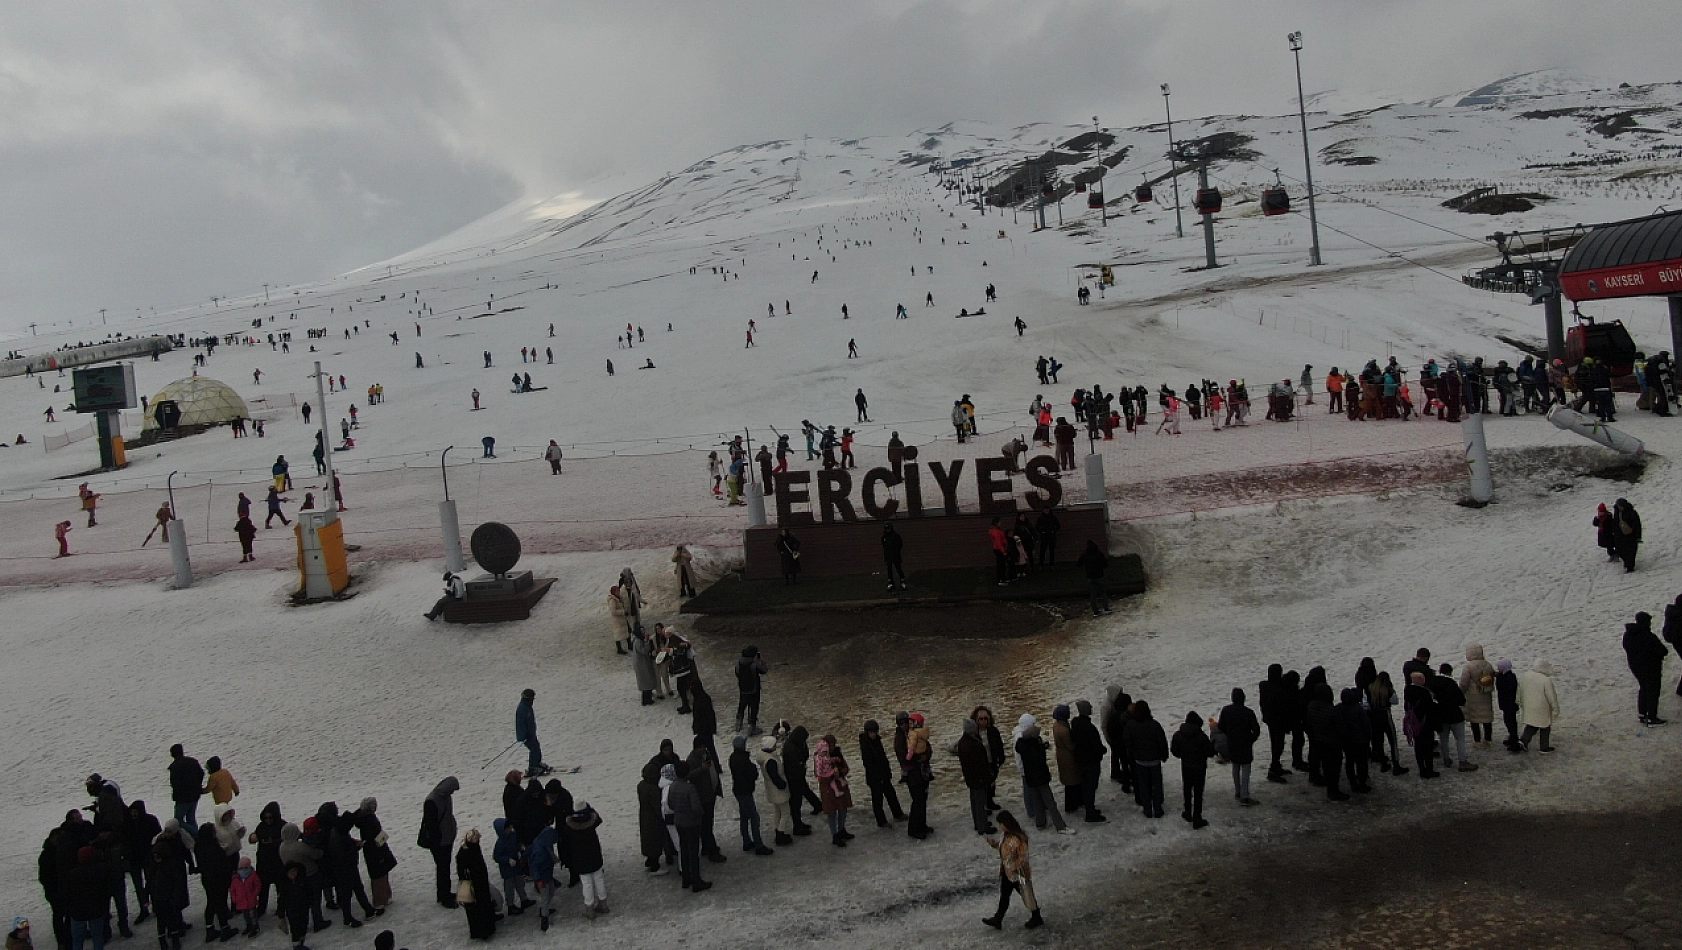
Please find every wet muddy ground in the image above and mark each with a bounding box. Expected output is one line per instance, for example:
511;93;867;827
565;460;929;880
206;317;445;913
1062;805;1682;950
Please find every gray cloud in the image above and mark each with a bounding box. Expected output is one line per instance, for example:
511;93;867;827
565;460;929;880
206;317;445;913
0;0;1671;334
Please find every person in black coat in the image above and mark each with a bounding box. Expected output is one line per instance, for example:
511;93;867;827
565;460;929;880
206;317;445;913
193;823;234;940
1404;672;1441;778
327;813;373;926
1298;667;1328;783
124;801;162;926
881;524;906;591
1069;700;1107;822
1013;723;1067;832
684;736;726;862
957;719;998;835
1664;595;1682;698
734;647;768;735
1257;665;1292;783
1429;664;1473;771
62;847;110;950
1102;691;1133;792
1216;689;1261;805
1169;712;1214;828
500;772;524;823
149;827;194;947
1304;684;1348;801
1122;702;1169;819
1336;688;1374;793
39;830;69;950
511;782;549;848
1612;498;1642;572
775;529;801;585
248;803;284;920
857;721;906;828
167;747;205;844
454;832;496;940
970;707;1006;811
1496;660;1521;751
1034;510;1060;566
542;780;576;887
1624;610;1670;725
782;727;823;836
727;736;771;855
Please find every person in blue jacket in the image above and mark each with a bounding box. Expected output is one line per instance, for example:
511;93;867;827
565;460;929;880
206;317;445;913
515;690;552;777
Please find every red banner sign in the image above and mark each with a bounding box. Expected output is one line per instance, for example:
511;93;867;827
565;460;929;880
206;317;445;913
1560;259;1682;301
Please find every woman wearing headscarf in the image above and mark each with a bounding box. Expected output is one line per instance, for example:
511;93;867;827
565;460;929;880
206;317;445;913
1518;659;1561;752
814;736;854;847
1404;672;1441;778
453;830;496;940
354;799;396;914
637;763;672;874
1459;646;1498;746
246;803;284;922
194;822;235;941
149;820;194;948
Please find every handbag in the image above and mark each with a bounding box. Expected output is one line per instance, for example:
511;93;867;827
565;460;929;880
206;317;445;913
456;879;475;905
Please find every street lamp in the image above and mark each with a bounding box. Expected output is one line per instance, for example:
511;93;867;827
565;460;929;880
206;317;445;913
1093;116;1107;227
1161;84;1183;239
1288;31;1324;266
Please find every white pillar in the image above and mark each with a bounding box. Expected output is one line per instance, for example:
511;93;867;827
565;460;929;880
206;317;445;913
1461;411;1493;503
1084;453;1107;508
439;500;465;573
746;481;767;527
167;519;192;589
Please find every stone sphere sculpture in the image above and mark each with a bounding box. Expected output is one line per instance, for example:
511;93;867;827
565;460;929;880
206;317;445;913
470;522;522;575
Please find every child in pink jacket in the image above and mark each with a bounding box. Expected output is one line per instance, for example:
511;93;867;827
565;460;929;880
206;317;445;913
229;857;263;937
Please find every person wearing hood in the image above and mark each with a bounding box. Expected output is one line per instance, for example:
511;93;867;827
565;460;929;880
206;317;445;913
303;810;334;918
527;821;560;930
561;805;609;919
903;714;934;840
7;918;32;950
351;800;394;914
636;763;674;874
782;727;823;837
729;736;773;855
752;735;795;847
1336;688;1374;794
201;759;239;807
1612;498;1643;572
454;830;496;939
490;819;530;918
63;847;110;950
1258;665;1292;783
1458;646;1498;746
980;811;1042;931
1216;689;1261;806
124;802;162;928
195;822;236;941
1169;712;1213;828
958;720;997;836
1624;611;1670;725
1518;660;1561;752
684;735;727;864
228;858;261;938
276;860;309;950
1123;702;1170;818
1069;700;1107;822
1102;691;1133;794
1013;718;1069;833
326;814;372;927
858;720;905;830
734;646;768;736
814;735;855;847
1496;660;1522;751
1305;684;1348;800
149;821;194;949
246;804;283;921
1050;706;1080;815
275;825;324;934
419;778;460;909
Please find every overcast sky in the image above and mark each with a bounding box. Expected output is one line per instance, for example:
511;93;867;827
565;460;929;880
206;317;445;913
0;1;1672;337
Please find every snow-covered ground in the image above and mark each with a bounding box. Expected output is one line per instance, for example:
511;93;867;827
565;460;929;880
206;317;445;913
3;78;1682;948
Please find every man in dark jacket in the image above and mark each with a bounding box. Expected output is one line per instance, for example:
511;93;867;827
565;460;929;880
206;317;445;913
1069;700;1107;822
1257;665;1292;783
1496;659;1522;751
1429;664;1475;771
1336;688;1374;793
1664;595;1682;698
1405;673;1441;778
1076;541;1111;617
857;720;905;828
728;736;773;855
40;829;69;950
1169;712;1213;828
667;763;711;892
122;802;161;928
63;847;110;950
1624;610;1670;725
1034;510;1060;566
1122;703;1169;819
514;689;552;777
1216;688;1261;805
327;813;373;926
1304;684;1348;801
685;736;727;863
511;781;550;847
167;746;204;843
1103;691;1133;793
957;720;997;835
881;524;906;591
782;727;823;836
733;647;768;735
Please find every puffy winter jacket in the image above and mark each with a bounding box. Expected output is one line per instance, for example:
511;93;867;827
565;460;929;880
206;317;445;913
490;819;521;880
277;824;319;877
667;778;706;830
1015;728;1053;787
1518;661;1560;728
525;826;558;884
1459;645;1497;725
561;811;603;875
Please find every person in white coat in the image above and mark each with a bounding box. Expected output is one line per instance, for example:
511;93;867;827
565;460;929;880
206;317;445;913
1517;659;1561;753
757;736;793;846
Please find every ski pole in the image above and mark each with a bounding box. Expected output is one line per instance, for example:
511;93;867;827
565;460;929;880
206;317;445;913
481;741;518;770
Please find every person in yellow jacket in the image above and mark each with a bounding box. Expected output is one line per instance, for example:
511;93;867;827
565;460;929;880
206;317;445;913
981;810;1042;930
203;756;240;805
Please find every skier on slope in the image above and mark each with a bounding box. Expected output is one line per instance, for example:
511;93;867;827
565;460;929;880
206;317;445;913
516;689;553;778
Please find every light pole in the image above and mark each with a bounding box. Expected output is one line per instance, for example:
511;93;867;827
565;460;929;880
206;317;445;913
1162;84;1183;239
1094;116;1107;227
1289;31;1324;266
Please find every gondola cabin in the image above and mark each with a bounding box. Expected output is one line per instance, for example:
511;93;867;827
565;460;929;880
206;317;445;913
1564;319;1639;379
1134;183;1153;203
1194;188;1222;215
1041;183;1056;196
1261;187;1291;216
1075;182;1087;193
1087;192;1104;209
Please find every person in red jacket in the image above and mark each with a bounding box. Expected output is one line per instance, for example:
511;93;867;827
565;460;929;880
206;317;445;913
988;518;1011;587
228;857;262;937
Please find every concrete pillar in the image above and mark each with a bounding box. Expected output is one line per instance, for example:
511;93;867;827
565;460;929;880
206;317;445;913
1084;453;1107;508
1461;411;1492;503
1545;288;1566;364
746;481;767;527
439;500;465;573
1669;296;1682;365
167;519;192;589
